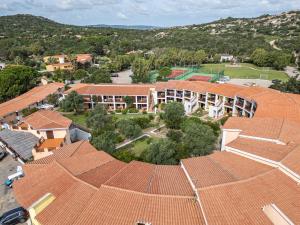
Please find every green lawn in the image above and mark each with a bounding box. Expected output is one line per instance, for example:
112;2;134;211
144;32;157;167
113;113;152;122
118;136;158;157
150;63;288;82
200;63;288;81
63;113;88;128
63;112;154;128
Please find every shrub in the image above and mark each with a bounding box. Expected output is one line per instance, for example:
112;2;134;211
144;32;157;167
148;114;154;120
166;129;183;143
122;109;128;114
117;119;142;138
132;117;151;129
113;150;139;163
128;108;139;113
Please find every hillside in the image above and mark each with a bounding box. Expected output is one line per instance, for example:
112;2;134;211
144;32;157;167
90;24;161;30
0;11;299;62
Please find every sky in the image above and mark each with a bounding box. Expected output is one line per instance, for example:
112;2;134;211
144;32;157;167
0;0;299;26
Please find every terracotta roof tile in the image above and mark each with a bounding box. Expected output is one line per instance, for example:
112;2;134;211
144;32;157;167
281;145;300;176
30;140;96;164
72;186;205;225
223;117;300;144
227;137;298;161
23;110;72;130
77;160;127;188
36;181;96;225
199;170;300;225
182;152;271;188
66;83;154;96
58;151;115;176
13;162;76;208
105;161;194;196
0;83;64;118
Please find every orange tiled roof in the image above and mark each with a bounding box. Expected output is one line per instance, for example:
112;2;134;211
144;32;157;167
182;151;271;188
227;137;298;161
0;83;64;118
58;151;115;176
66;83;154;96
11;80;300;225
77;160;127;188
30;140;96;164
23;110;72;130
14;162;76;208
199;170;300;225
281;145;300;176
105;161;194;196
36;181;96;225
223;117;300;143
72;186;205;225
76;54;93;63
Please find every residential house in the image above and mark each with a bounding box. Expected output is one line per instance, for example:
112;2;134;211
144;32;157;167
14;110;72;160
0;83;64;124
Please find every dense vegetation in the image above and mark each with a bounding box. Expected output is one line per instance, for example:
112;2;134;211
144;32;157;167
0;65;39;103
80;102;219;165
0;12;299;67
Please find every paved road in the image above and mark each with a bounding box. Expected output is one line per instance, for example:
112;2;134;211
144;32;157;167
0;155;22;215
112;70;132;84
285;66;300;79
227;79;272;88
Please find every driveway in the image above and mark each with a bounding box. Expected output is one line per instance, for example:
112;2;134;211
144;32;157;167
0;154;22;215
227;79;272;88
112;70;132;84
285;66;300;79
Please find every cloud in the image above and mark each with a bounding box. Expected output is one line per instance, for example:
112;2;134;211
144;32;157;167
117;12;128;20
0;0;298;25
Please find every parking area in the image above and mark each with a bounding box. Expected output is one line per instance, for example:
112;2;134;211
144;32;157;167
0;153;22;215
112;69;132;84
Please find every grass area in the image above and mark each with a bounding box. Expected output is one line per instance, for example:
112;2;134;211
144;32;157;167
118;136;158;157
200;63;288;81
63;112;155;127
112;113;153;122
150;63;288;82
63;113;88;128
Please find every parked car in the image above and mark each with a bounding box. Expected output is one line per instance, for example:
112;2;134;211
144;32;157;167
0;150;7;161
0;207;29;224
4;166;24;188
111;73;119;77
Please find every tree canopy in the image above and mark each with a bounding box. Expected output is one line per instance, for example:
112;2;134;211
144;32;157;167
142;139;178;165
164;102;185;129
0;65;39;103
60;91;84;114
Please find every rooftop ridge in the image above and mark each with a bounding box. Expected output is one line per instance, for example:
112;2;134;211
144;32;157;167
54;161;99;191
197;168;277;191
101;184;197;199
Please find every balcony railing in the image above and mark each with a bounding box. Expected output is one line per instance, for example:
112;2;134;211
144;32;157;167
167;91;175;96
236;101;244;108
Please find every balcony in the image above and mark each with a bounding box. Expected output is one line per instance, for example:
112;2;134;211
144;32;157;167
137;97;147;103
245;104;252;111
184;91;191;98
166;90;175;96
115;97;125;103
176;92;183;98
103;96;114;102
157;92;166;98
236;101;244;108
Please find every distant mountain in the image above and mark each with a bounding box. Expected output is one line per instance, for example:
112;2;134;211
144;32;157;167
90;24;161;30
0;11;299;61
